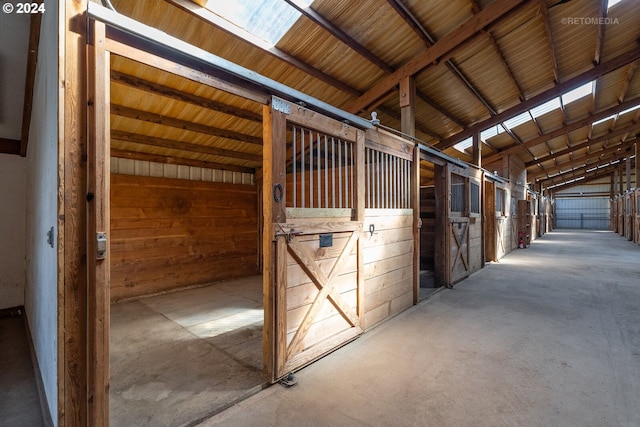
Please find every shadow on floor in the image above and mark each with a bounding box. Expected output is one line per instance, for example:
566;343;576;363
0;308;44;427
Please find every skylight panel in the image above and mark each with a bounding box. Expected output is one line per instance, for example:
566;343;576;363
453;137;473;153
607;0;624;9
503;111;532;130
204;0;312;46
592;114;616;126
530;98;561;118
480;125;501;141
618;104;640;117
561;81;594;105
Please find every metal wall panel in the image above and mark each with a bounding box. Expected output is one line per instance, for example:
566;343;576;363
555;197;610;230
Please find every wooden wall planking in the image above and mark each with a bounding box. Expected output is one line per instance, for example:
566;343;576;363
110;174;258;301
362;211;414;329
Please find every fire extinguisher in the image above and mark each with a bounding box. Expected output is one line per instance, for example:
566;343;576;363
518;230;526;249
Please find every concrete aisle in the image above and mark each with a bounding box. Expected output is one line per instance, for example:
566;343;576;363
198;230;640;427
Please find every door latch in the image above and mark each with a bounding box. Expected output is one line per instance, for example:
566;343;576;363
96;232;107;260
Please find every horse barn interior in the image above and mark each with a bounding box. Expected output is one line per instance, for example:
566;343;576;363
0;0;639;426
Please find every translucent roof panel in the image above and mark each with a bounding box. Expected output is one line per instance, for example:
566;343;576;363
453;137;473;152
530;98;561;119
561;81;594;105
608;0;624;9
204;0;312;46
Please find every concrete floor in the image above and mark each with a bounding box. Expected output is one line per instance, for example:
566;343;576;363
110;276;266;427
197;230;640;427
0;310;44;427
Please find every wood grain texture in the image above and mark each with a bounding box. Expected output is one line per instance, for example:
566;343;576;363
110;174;258;301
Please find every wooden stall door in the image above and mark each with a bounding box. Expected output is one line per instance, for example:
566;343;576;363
448;170;470;285
264;97;365;381
484;181;497;262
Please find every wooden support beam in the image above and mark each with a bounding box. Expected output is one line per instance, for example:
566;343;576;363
549;170;615;192
626;151;632;190
61;0;89;425
87;20;110;426
110;70;262;122
345;0;524;114
104;38;270;104
538;0;559;84
110;148;255;173
472;132;481;167
0;138;21;155
593;0;608;66
529;140;636;181
20;13;42;157
436;47;640;150
524;121;640;167
400;76;416;137
110;130;262;163
542;156;630;187
484;98;640;165
110;104;262;146
634;139;640;187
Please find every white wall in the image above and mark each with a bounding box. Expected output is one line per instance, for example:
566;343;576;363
24;0;59;423
0;154;26;309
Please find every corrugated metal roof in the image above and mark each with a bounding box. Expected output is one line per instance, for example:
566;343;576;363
100;0;640;189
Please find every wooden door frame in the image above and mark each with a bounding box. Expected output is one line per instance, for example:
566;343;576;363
262;97;366;382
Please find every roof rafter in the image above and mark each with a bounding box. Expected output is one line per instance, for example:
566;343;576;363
110;70;263;122
437;47;640;150
593;0;608;66
110;104;263;146
19;13;42;157
547;170;614;192
543;157;633;188
525;120;640;166
529;138;637;180
538;0;559;84
483;97;640;164
287;0;466;132
345;0;525;114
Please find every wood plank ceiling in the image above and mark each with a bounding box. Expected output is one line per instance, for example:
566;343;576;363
103;0;640;189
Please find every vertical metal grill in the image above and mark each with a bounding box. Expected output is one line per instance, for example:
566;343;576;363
287;124;354;209
365;147;411;209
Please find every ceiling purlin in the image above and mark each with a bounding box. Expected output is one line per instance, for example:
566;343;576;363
538;0;559;84
437;47;640;150
345;0;525;114
604;61;640;134
525;120;640;167
542;155;633;188
546;168;615;192
19;14;42;157
530;138;637;181
388;0;535;154
110;104;262;146
483;96;640;164
593;0;608;66
285;0;461;135
110;148;255;174
110;71;263;123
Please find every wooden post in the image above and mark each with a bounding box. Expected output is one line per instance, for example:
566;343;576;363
472;132;481;167
411;144;420;303
618;163;624;194
87;19;110;427
61;1;89;425
626;150;632;191
355;130;366;322
636;142;639;188
399;76;415;138
262;102;287;382
614;168;619;196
